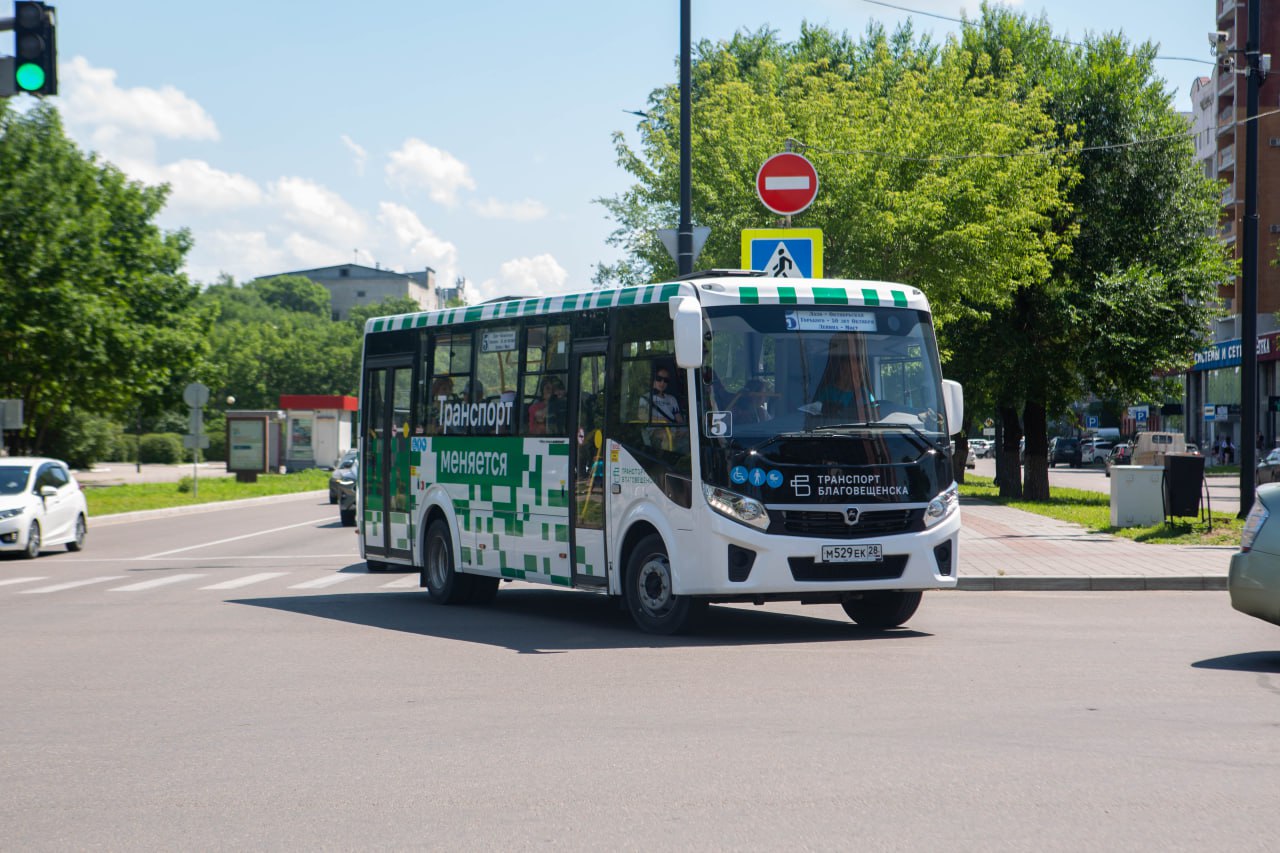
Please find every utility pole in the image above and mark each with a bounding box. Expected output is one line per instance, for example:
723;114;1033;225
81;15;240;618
677;0;693;276
1240;0;1266;516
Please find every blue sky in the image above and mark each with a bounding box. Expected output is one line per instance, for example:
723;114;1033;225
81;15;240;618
38;1;1217;302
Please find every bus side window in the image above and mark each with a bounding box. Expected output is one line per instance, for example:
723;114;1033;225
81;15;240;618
432;331;471;435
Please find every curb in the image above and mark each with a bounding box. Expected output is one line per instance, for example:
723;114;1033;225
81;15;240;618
957;576;1227;591
89;490;329;527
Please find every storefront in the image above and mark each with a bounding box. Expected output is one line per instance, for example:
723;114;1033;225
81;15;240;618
279;395;357;472
1186;332;1280;455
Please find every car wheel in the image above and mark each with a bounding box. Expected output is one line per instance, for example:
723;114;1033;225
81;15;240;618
423;518;471;603
329;488;338;505
22;521;41;559
66;515;86;552
842;590;922;629
625;533;705;634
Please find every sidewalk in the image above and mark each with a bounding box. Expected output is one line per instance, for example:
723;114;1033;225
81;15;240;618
958;497;1233;591
76;461;231;487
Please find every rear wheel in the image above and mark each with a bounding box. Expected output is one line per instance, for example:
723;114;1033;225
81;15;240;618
842;590;922;629
22;522;40;559
66;515;86;552
424;518;471;604
625;534;704;634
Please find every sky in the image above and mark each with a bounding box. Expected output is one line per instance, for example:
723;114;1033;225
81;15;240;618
28;1;1221;303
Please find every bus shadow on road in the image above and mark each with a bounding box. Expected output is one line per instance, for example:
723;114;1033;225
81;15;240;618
228;588;931;652
1192;651;1280;673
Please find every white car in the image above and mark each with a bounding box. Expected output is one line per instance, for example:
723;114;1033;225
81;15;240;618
0;457;88;559
1081;439;1115;465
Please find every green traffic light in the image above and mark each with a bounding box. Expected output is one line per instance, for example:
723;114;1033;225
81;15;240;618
16;62;46;92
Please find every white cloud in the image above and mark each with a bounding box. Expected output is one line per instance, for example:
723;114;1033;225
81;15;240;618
155;159;264;213
340;134;367;176
270;177;367;244
469;197;549;221
61;56;219;141
385;138;475;206
378;202;460;278
474;254;569;302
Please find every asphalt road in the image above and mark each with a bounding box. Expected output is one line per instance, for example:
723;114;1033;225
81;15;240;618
2;494;1279;849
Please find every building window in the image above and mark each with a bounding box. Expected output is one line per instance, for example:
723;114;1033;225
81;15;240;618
357;290;366;297
339;268;350;278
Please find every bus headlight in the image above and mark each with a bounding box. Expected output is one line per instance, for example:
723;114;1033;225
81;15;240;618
703;484;770;530
924;484;959;528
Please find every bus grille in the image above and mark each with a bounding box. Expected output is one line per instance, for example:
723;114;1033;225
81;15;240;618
788;555;907;582
774;509;920;539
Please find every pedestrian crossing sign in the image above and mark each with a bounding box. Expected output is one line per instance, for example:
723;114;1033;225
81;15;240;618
741;228;823;278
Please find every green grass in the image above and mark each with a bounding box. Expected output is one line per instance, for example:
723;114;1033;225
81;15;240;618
959;475;1243;546
85;469;331;516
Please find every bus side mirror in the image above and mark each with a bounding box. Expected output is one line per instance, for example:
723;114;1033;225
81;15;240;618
941;379;964;436
670;296;704;368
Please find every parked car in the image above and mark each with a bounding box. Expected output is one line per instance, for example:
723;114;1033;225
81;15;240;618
1257;448;1280;485
1229;482;1280;627
966;447;976;469
1103;443;1133;478
337;459;359;527
969;438;992;458
0;457;88;559
1049;436;1082;468
1080;439;1114;465
328;449;358;504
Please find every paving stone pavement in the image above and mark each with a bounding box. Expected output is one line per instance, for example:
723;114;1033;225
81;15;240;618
958;497;1235;591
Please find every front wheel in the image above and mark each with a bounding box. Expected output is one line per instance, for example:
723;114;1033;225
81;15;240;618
66;515;86;552
22;521;40;559
625;534;704;635
842;590;922;629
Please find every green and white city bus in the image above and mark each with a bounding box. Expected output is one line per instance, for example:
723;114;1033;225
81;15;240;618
357;271;964;634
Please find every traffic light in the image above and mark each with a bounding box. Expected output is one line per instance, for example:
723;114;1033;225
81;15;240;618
13;1;57;96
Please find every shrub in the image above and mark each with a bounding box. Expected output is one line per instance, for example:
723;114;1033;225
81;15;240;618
176;476;193;493
138;433;184;464
45;414;119;469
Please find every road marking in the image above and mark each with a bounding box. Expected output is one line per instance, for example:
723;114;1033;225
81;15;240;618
0;576;46;587
108;573;206;592
380;575;421;588
21;576;126;594
139;517;335;559
200;572;291;590
288;574;357;590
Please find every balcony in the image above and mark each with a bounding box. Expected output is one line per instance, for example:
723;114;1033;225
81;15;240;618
1219;105;1237;135
1219;70;1237;97
1220;219;1237;244
1220;143;1236;171
1223;185;1237;206
1219;0;1238;22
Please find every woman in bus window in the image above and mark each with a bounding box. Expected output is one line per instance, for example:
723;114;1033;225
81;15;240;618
813;334;877;420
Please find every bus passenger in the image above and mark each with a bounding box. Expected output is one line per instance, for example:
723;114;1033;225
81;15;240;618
813;335;876;420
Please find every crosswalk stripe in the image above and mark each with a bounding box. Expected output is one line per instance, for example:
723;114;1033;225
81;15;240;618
0;576;46;587
108;574;206;592
200;572;290;590
21;576;126;594
288;574;357;590
380;575;421;588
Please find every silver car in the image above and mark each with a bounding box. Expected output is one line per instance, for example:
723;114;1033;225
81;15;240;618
1230;483;1280;626
0;457;88;558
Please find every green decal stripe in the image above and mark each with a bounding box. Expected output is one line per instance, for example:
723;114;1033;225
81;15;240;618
813;287;848;305
501;567;525;579
861;288;881;306
659;283;681;302
551;575;571;587
618;287;639;305
779;287;798;304
740;286;759;304
892;290;908;307
597;290;614;307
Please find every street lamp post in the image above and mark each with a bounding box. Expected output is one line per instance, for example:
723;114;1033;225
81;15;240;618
677;0;693;277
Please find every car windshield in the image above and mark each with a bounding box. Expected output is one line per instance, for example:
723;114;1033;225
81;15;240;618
699;304;948;448
0;466;32;495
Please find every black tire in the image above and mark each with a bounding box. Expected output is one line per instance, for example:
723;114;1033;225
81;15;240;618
22;521;40;559
340;508;356;527
624;533;704;634
842;590;922;629
423;518;471;603
328;489;338;505
66;515;86;552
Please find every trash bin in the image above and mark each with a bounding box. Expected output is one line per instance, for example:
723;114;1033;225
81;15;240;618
1163;453;1205;518
1110;465;1165;527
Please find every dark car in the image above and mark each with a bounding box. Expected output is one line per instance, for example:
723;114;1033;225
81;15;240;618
337;459;359;527
1104;443;1133;478
328;449;358;504
1050;437;1082;468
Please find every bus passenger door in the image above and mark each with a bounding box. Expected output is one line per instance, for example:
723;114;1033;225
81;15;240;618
570;348;608;587
361;359;415;563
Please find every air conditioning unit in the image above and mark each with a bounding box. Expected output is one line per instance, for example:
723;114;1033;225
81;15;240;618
1270;137;1280;146
1271;224;1280;234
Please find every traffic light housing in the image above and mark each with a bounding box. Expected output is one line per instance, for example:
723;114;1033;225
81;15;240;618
13;1;57;96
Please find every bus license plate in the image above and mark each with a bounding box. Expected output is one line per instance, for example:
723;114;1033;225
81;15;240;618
819;543;882;563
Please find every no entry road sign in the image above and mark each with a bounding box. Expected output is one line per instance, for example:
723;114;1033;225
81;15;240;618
756;152;819;216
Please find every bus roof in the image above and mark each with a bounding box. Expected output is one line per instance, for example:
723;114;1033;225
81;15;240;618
364;275;930;334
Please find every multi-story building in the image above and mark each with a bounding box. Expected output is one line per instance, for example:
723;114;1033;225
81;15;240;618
261;263;438;321
1184;0;1280;452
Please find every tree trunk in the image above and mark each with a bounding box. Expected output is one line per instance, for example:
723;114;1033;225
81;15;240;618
998;405;1023;498
1022;400;1050;501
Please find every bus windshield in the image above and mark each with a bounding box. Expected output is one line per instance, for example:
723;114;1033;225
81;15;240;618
699;303;949;457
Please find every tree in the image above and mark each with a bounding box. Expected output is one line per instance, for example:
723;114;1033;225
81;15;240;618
251;274;332;317
0;103;209;454
957;6;1232;498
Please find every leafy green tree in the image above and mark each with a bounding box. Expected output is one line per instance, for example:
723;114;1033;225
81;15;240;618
251;274;332;317
0;103;209;454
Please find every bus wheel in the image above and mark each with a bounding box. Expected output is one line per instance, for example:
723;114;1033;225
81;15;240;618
625;534;704;634
424;519;469;604
842;591;922;629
